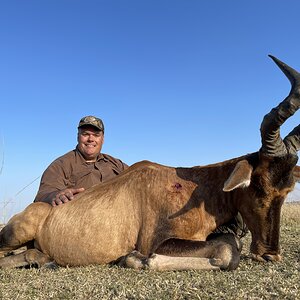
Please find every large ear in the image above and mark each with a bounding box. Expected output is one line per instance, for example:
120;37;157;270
293;165;300;183
223;160;253;192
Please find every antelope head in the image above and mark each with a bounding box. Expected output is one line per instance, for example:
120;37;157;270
224;56;300;262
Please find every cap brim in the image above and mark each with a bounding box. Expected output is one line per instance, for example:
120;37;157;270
78;123;103;131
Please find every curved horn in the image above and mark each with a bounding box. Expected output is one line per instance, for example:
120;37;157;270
260;55;300;156
284;124;300;154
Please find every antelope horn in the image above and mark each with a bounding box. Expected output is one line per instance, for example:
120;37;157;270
284;124;300;154
269;55;300;89
260;55;300;156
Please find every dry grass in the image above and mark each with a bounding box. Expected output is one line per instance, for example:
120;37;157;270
0;203;299;300
281;202;300;227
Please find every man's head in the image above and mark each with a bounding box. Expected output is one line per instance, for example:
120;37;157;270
77;116;105;162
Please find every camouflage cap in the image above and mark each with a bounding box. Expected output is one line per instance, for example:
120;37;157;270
78;116;104;132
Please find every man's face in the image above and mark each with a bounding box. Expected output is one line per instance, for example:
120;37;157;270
77;126;104;162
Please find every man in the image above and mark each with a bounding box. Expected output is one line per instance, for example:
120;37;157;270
34;116;128;206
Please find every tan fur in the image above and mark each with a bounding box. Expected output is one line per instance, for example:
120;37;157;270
0;154;296;270
0;161;245;269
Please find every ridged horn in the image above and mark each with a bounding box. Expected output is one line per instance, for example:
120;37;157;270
284;124;300;154
260;55;300;156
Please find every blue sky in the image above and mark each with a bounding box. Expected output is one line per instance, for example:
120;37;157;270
0;0;299;221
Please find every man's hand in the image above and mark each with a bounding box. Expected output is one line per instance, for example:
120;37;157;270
51;188;85;206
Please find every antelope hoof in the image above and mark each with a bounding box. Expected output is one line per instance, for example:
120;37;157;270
123;251;147;270
210;258;223;267
251;253;282;262
262;254;282;262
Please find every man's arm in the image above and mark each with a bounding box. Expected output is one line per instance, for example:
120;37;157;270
35;188;85;206
34;161;84;206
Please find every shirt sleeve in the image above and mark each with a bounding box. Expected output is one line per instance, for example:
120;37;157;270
119;160;129;171
34;160;69;203
102;153;129;173
111;158;129;174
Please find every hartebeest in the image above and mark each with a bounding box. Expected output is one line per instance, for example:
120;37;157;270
0;55;299;271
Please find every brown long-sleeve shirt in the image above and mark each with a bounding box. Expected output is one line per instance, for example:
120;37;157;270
34;148;128;203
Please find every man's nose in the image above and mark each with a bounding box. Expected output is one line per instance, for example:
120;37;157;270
87;134;95;141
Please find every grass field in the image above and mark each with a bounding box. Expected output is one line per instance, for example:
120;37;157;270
0;203;299;300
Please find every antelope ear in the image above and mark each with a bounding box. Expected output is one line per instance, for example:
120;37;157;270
293;165;300;183
223;160;253;192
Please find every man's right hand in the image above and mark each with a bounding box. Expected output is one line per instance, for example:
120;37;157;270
51;188;85;206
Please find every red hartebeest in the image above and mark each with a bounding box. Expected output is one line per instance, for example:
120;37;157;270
0;55;299;271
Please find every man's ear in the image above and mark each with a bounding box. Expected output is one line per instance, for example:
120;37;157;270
223;160;253;192
293;165;300;183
